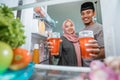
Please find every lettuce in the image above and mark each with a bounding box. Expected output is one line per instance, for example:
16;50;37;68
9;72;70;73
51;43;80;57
0;4;26;48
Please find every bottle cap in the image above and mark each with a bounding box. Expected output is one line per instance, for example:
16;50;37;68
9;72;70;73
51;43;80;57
34;44;39;49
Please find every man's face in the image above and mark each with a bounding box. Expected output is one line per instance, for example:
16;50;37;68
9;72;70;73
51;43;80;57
81;9;95;25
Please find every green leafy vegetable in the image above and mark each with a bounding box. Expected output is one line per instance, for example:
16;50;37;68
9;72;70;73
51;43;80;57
0;4;26;48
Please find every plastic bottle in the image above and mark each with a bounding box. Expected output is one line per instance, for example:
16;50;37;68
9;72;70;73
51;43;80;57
38;20;45;35
39;43;44;63
32;44;40;64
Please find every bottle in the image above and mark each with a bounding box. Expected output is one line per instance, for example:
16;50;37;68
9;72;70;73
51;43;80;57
40;42;45;63
38;20;45;35
32;44;40;64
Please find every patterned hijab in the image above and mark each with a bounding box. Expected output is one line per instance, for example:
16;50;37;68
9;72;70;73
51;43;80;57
62;19;82;66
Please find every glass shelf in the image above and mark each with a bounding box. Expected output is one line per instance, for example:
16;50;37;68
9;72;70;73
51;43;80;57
29;64;91;80
32;33;47;40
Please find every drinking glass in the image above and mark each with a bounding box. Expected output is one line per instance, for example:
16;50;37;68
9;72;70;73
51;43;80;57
48;32;61;55
79;30;95;59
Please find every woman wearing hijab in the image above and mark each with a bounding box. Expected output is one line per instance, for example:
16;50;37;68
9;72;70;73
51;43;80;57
58;19;81;66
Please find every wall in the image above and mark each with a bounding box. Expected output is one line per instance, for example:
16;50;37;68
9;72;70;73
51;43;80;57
47;1;83;34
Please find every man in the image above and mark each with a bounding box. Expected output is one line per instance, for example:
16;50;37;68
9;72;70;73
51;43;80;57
80;2;105;67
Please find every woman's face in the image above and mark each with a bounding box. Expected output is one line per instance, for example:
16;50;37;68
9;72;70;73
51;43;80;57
64;21;75;34
81;9;95;25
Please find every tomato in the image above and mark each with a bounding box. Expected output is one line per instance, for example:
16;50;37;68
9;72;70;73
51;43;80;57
9;48;31;70
0;41;13;74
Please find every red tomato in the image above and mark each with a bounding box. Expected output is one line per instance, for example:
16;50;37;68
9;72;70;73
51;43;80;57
9;48;31;70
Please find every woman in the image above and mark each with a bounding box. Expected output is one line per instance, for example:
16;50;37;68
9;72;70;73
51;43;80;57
49;19;100;67
58;19;81;66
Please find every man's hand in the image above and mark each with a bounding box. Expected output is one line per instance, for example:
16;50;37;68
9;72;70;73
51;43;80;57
85;39;104;59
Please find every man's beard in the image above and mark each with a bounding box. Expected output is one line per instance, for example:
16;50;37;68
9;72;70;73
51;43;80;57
85;22;91;26
84;21;94;26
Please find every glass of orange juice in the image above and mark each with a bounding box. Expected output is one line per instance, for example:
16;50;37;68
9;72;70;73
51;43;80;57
79;30;95;59
48;32;61;56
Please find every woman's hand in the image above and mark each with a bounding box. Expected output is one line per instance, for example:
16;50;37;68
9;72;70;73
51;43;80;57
46;38;62;53
46;38;53;52
85;39;100;59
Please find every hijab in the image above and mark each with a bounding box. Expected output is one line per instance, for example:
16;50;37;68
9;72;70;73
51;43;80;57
62;19;82;66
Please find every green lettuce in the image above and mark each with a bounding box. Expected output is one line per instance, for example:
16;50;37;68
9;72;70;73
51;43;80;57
0;4;26;48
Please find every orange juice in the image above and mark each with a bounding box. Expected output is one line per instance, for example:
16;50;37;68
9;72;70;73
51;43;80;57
48;38;61;55
38;21;45;35
79;37;94;59
32;44;39;64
